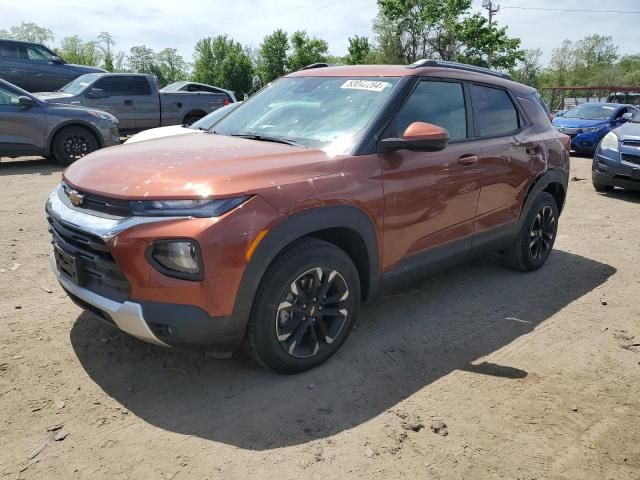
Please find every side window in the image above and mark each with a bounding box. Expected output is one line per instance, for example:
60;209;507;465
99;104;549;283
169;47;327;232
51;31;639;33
470;84;520;137
395;80;467;141
0;85;20;106
132;77;151;95
25;45;53;61
93;77;136;96
0;43;21;59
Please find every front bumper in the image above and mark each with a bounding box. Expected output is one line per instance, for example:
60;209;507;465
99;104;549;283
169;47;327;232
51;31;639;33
592;150;640;190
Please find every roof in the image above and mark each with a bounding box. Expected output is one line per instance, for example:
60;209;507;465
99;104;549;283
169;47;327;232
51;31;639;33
287;64;536;94
0;38;41;46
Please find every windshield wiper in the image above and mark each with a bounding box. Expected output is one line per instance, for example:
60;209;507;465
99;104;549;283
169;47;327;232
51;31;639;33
229;133;304;147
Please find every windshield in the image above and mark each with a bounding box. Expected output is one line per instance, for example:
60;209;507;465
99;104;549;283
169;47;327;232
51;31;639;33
214;76;400;154
161;82;187;92
58;73;103;94
563;104;615;120
190;102;240;130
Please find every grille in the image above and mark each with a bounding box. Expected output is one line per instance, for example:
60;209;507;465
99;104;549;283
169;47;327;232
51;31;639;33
622;140;640;148
621;153;640;166
47;214;131;302
61;182;132;218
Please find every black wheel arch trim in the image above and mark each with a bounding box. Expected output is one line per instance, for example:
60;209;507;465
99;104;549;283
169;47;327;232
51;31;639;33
233;205;381;316
46;120;104;156
520;168;568;223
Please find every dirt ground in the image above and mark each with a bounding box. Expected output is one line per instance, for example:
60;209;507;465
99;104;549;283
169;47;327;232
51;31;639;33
0;154;639;480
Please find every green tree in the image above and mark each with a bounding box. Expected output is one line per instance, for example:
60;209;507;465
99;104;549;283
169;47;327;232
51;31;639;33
114;51;127;72
57;36;102;66
618;55;640;85
192;36;253;97
0;22;54;45
573;35;618;85
287;31;329;71
345;36;371;65
97;32;115;72
128;45;156;73
257;29;289;84
510;48;543;88
370;13;405;64
376;0;522;68
156;48;188;84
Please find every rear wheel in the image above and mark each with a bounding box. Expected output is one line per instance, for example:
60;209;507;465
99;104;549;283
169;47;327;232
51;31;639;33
183;112;205;125
246;238;360;374
52;126;99;166
507;192;559;272
593;182;614;193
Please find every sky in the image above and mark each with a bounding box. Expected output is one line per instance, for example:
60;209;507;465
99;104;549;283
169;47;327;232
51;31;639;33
1;0;639;66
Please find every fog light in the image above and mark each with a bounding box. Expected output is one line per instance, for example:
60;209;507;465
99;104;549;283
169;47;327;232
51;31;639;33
149;240;202;280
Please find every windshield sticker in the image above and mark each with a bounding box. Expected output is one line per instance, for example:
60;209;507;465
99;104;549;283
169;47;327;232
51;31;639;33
340;80;390;92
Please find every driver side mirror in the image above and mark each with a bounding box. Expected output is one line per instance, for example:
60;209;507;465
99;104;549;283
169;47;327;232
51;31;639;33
50;55;64;64
619;112;634;122
381;122;450;152
86;88;106;99
18;95;35;109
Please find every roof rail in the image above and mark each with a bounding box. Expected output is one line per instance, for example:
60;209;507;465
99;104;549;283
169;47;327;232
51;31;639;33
300;63;329;71
408;59;512;80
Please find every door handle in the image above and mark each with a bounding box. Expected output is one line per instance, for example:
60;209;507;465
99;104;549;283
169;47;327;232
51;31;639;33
458;155;478;167
124;99;133;106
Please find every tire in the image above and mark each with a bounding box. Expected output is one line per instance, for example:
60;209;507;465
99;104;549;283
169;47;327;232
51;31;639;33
52;126;99;166
183;112;205;125
507;192;559;272
593;182;613;193
246;237;361;374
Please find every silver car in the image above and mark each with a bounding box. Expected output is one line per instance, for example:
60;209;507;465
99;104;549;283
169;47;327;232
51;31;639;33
0;79;119;165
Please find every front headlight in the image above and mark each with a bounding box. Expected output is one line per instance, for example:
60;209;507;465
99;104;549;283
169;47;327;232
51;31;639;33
582;126;602;133
130;197;249;217
600;132;619;151
88;110;118;123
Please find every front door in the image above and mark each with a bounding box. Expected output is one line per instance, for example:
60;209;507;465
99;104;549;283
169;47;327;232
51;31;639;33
82;76;136;129
380;79;482;272
0;84;46;156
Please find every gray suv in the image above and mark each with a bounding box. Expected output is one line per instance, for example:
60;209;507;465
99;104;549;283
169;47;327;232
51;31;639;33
0;79;119;165
0;39;105;92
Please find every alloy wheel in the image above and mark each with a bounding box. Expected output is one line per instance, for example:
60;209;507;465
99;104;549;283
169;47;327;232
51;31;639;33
63;135;90;160
529;205;555;260
275;267;349;358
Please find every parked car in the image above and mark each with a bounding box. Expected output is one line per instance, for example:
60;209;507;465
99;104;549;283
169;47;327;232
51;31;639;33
46;60;569;373
34;73;229;133
161;81;237;102
552;109;567;117
0;79;119;165
125;101;241;144
592;110;640;192
0;39;105;92
552;102;639;155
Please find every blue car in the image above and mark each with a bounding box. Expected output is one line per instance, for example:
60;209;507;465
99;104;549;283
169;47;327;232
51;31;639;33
592;111;640;192
552;102;639;155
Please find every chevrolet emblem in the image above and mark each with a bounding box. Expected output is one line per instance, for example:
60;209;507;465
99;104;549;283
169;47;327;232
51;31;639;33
68;189;85;207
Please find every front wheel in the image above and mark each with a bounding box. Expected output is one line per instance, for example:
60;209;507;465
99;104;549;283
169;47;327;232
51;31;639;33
52;126;99;166
246;238;360;374
507;192;559;272
593;182;613;193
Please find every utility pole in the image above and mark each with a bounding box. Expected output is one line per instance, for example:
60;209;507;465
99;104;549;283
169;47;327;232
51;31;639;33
482;0;500;25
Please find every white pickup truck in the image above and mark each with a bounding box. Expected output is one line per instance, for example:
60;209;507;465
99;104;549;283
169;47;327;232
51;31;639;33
34;73;235;133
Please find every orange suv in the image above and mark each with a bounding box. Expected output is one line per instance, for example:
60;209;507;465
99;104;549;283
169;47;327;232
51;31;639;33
47;60;570;373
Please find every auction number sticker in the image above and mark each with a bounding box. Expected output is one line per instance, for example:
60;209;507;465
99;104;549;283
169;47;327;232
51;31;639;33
341;79;389;92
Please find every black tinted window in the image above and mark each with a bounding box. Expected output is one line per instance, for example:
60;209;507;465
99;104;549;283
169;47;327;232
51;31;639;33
0;43;21;59
132;76;151;95
93;77;137;96
396;80;467;141
470;85;519;137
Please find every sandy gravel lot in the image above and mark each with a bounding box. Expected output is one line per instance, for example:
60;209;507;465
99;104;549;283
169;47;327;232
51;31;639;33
0;154;639;480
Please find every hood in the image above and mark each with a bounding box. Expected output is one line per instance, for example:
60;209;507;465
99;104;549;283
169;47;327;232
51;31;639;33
65;64;105;73
33;92;75;102
125;125;194;145
612;121;640;141
552;117;607;128
63;133;347;200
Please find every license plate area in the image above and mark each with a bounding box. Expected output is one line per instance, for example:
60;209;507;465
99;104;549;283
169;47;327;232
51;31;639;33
54;244;85;285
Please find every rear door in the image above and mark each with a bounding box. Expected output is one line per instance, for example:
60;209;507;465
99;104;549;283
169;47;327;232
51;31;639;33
82;76;136;129
470;83;545;233
130;76;160;130
0;41;32;91
0;83;46;155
